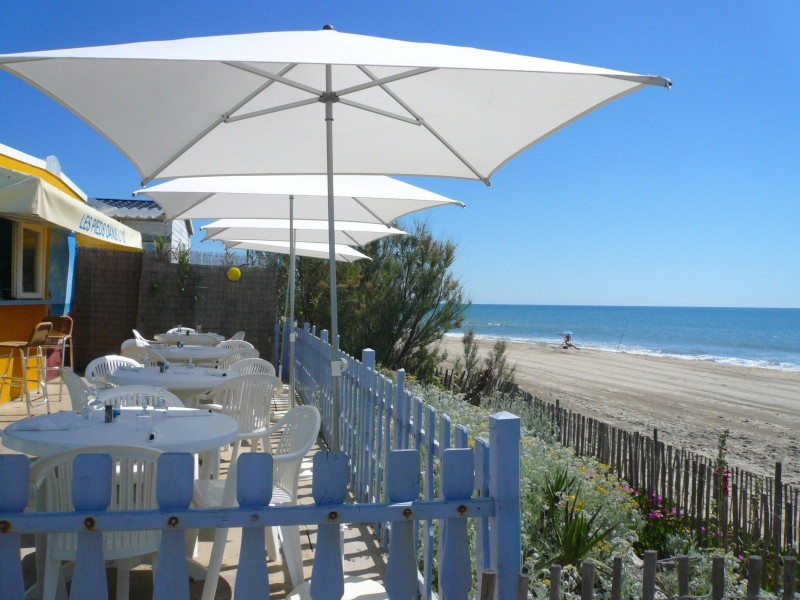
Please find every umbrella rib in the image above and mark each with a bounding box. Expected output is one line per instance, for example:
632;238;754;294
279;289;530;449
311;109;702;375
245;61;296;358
225;61;324;97
343;232;361;246
225;97;319;123
143;63;300;184
357;66;491;185
336;98;421;125
334;67;437;97
351;197;391;227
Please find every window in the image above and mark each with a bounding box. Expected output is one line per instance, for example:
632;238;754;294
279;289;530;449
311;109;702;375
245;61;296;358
12;222;46;299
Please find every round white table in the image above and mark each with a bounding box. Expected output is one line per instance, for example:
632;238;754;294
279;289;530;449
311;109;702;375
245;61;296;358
154;332;225;345
1;407;239;457
155;345;231;363
106;365;239;403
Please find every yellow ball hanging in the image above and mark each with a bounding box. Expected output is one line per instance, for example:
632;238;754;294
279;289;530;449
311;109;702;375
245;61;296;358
227;267;241;281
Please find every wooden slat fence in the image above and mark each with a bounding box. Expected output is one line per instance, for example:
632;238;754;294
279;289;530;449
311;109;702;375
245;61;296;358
0;417;521;600
294;323;522;600
530;553;798;600
437;364;798;560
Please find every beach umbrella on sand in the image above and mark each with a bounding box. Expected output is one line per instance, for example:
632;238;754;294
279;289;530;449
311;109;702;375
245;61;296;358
559;331;574;336
1;28;669;456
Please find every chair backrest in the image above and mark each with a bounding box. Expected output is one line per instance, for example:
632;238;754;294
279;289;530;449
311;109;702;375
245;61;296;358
166;326;195;334
132;329;151;343
60;368;93;411
190;334;221;347
120;338;145;351
121;345;167;365
43;315;73;338
217;347;260;369
272;405;321;503
84;355;142;386
229;357;276;377
29;445;163;558
218;340;255;351
97;385;184;407
26;322;53;347
208;374;278;436
229;331;246;341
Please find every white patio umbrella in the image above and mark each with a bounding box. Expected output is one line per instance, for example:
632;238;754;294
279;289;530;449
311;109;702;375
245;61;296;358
201;218;407;245
1;27;669;452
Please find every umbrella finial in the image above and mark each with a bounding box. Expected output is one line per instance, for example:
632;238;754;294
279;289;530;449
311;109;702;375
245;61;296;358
322;24;335;31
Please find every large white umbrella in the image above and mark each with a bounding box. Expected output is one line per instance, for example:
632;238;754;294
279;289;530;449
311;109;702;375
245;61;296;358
223;239;368;262
1;28;669;453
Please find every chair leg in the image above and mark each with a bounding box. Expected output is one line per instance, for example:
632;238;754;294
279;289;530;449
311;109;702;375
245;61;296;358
229;440;242;465
115;559;131;600
265;526;278;562
200;526;230;600
41;545;62;600
279;524;304;588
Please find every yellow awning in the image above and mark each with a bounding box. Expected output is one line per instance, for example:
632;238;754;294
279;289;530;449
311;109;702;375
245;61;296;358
0;166;141;251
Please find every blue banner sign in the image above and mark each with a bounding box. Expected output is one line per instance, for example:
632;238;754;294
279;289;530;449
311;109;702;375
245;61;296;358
78;213;127;244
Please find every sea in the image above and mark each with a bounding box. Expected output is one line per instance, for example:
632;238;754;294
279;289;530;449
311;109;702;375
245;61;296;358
446;305;800;372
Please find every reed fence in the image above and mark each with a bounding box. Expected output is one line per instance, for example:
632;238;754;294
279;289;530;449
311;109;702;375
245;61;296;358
437;367;799;581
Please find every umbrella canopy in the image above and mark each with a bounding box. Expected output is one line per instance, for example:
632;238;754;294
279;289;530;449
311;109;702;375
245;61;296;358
0;28;670;185
202;219;407;246
224;239;369;262
1;28;669;455
135;175;464;221
558;331;574;336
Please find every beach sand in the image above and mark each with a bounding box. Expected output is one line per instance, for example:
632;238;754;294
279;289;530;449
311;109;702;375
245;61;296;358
437;337;800;485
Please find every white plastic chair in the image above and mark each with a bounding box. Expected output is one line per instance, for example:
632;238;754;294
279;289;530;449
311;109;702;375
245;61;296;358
201;373;278;461
60;368;95;412
84;355;142;387
228;330;246;341
121;345;167;365
195;405;321;597
216;347;259;370
97;385;184;408
166;326;196;334
132;329;163;345
218;339;255;351
30;446;163;600
229;357;276;377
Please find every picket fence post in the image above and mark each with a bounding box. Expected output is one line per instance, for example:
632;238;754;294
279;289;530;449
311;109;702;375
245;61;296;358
490;411;521;600
0;455;29;600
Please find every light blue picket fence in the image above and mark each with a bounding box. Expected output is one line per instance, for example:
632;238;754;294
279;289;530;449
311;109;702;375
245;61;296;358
293;323;522;600
0;417;519;600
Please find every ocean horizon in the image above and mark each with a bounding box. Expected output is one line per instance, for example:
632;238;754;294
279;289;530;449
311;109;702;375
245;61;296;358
447;304;800;372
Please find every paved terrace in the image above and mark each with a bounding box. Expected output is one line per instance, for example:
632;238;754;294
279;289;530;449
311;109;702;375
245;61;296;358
0;377;387;599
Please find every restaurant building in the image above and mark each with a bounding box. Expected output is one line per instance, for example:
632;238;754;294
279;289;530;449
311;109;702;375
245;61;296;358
0;142;141;402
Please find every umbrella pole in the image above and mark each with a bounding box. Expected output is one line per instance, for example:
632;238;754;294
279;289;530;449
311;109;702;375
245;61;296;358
277;256;289;381
325;65;341;451
288;196;296;410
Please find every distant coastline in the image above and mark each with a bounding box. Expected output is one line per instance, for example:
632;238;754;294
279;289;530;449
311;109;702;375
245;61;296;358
447;304;800;372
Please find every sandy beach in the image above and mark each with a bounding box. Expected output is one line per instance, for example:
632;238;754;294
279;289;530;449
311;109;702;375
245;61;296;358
437;337;800;485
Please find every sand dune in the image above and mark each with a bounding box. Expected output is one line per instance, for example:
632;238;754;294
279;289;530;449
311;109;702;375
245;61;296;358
437;337;800;485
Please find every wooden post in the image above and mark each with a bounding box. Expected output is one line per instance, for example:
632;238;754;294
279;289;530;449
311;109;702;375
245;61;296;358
517;574;530;600
611;556;623;600
783;556;797;600
480;571;497;600
677;556;689;600
642;551;657;600
712;556;725;600
581;560;595;600
549;565;562;600
747;556;762;600
774;463;783;590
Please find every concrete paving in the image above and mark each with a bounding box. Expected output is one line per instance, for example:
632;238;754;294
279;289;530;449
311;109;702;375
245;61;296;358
0;376;387;599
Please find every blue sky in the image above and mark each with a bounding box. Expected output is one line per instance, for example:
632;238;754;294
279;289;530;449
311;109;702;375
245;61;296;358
1;1;798;308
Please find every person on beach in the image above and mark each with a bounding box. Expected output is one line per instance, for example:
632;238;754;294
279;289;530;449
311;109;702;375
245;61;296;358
562;333;578;349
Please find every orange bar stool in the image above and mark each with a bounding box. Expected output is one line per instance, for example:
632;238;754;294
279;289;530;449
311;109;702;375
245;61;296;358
42;316;74;402
0;321;53;415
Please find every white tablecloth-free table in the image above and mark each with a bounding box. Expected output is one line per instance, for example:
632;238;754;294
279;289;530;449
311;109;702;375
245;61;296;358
154;332;226;345
155;345;231;363
106;365;239;404
1;406;239;457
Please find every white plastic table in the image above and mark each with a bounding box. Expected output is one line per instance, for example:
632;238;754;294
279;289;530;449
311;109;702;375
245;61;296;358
106;365;239;404
155;345;231;364
1;407;239;457
154;332;225;345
